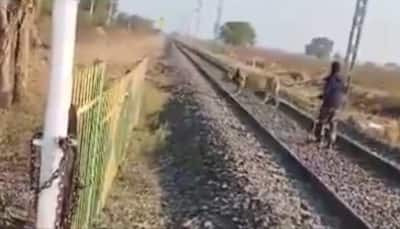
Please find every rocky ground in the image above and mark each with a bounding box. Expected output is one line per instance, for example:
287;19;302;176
183;45;400;229
96;44;343;228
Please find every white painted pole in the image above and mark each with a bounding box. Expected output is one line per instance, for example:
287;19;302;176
36;0;79;228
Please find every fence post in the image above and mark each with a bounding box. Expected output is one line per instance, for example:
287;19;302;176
36;0;79;228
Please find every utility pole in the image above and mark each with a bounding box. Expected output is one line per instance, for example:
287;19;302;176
344;0;368;87
184;11;195;38
214;0;224;39
36;0;79;228
195;0;203;37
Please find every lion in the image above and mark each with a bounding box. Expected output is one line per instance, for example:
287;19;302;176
227;67;281;109
227;67;248;96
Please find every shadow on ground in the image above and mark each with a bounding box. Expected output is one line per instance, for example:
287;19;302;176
153;75;262;228
95;55;265;228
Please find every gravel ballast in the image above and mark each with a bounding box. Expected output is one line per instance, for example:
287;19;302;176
183;47;400;229
166;44;342;228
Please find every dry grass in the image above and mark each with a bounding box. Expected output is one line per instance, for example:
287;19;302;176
231;46;400;105
75;28;164;78
38;16;165;78
206;44;400;146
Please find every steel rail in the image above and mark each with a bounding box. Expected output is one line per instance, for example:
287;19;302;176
175;41;372;229
176;40;400;182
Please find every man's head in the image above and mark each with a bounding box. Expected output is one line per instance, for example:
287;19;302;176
330;61;341;74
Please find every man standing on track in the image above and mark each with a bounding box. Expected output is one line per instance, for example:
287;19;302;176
313;61;347;149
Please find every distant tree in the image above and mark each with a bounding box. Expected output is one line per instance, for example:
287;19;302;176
129;15;153;29
116;12;130;24
79;0;117;25
41;0;117;25
364;61;377;68
115;13;154;31
219;21;256;46
384;62;400;71
333;52;342;61
305;37;334;59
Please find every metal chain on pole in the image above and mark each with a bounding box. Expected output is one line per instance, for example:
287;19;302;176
30;133;82;229
31;106;81;229
57;136;82;229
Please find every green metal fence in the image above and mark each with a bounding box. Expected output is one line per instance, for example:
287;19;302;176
69;58;148;229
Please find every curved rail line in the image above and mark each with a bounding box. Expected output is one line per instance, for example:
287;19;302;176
173;41;372;228
177;40;400;180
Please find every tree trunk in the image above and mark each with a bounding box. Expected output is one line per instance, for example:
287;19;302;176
105;0;113;26
0;0;33;108
0;0;15;108
32;0;43;48
13;1;32;103
89;0;95;17
36;0;42;16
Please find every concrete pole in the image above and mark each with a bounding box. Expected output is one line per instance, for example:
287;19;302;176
36;0;79;228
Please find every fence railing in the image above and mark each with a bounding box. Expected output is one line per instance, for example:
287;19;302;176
69;58;148;229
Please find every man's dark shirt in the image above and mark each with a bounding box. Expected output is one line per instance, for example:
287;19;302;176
321;74;346;109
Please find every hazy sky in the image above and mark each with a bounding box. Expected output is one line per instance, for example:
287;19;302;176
119;0;400;64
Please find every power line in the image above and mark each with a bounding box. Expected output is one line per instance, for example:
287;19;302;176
344;0;368;74
195;0;203;36
343;0;368;103
214;0;224;39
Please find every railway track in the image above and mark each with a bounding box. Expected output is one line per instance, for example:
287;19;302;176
175;41;400;229
178;41;400;177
